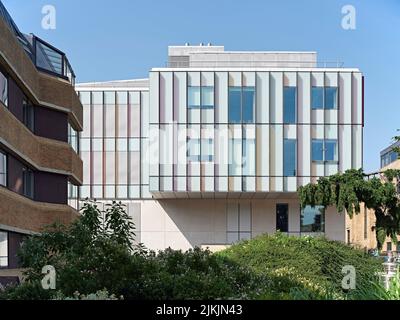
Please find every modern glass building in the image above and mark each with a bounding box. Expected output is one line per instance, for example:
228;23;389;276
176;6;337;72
75;45;364;251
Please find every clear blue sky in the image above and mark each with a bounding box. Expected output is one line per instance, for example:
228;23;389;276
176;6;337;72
3;0;400;172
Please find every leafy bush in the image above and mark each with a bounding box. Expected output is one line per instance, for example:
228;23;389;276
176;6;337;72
218;232;383;299
120;248;269;300
0;202;384;300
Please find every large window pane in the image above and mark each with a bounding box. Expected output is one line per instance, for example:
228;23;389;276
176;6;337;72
301;205;325;232
325;87;338;109
283;87;297;124
325;140;338;161
242;87;255;123
312;140;324;161
0;152;7;187
284;139;297;176
188;87;201;108
23;99;34;131
228;87;242;123
201;87;214;109
23;168;34;199
0;231;7;267
0;70;8;107
311;87;324;109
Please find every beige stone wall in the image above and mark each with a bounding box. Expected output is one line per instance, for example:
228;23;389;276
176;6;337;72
0;187;79;233
130;198;346;251
345;159;400;251
0;106;82;184
345;203;377;250
0;18;82;131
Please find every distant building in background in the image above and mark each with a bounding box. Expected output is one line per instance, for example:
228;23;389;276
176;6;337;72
75;44;366;251
0;1;82;275
381;140;399;168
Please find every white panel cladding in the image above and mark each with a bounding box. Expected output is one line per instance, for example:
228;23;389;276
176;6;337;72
298;73;310;124
229;72;242;87
325;110;338;124
312;163;325;177
149;72;159;124
176;125;187;190
141;139;149;185
201;72;214;87
188;108;200;123
242;72;255;87
215;124;228;191
160;72;173;123
187;124;200;192
312;124;324;139
256;72;269;123
352;125;362;169
141;92;149;137
256;125;269;191
173;72;186;124
149;124;159;191
243;125;256;192
339;72;352;124
202;125;215;187
326;163;338;176
312;110;324;124
283;72;297;87
325;72;338;87
229;125;242;192
82;104;90;138
284;124;297;139
188;72;200;86
215;72;228;123
160;124;173;191
311;72;324;87
270;72;283;124
352;72;363;125
239;202;252;231
227;202;239;232
297;125;311;185
325;124;338;139
285;177;297;192
270;124;283;191
340;125;352;171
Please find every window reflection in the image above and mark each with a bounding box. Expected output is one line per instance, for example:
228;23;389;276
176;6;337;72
283;87;296;124
301;205;325;232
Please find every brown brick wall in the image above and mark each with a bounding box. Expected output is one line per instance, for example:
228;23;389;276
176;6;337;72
0;104;82;184
0;18;82;131
0;187;79;233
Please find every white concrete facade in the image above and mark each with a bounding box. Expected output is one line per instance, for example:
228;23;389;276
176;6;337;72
73;45;363;251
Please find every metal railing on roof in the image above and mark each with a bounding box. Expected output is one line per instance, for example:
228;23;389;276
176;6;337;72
33;35;75;85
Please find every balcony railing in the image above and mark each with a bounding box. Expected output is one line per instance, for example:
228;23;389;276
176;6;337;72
33;36;76;85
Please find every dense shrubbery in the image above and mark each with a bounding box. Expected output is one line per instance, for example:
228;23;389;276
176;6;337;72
0;201;385;300
219;233;383;299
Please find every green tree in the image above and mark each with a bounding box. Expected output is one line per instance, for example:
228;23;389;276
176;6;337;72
16;200;139;296
298;169;400;249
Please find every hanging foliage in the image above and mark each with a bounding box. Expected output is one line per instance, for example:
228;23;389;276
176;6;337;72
298;168;400;249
